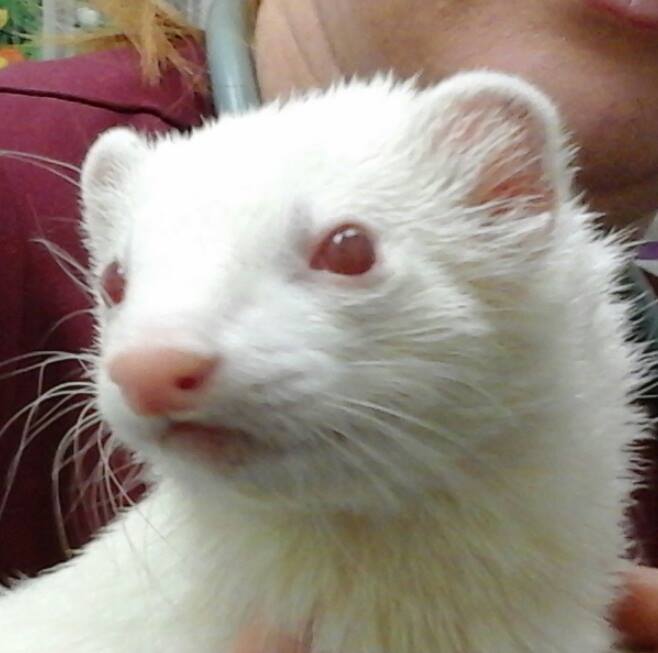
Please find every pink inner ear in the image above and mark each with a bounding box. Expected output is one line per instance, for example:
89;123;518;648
441;95;556;217
473;156;555;216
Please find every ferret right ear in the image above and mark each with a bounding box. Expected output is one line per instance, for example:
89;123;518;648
418;71;571;228
80;128;146;263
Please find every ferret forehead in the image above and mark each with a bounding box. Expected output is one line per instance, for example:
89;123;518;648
146;77;421;181
127;79;426;240
126;151;305;269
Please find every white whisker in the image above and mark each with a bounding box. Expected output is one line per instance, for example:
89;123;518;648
32;238;94;298
43;309;95;343
0;381;95;519
52;408;103;553
0;150;80;187
0;351;95;378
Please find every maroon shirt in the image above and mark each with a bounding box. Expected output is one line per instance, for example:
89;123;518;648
0;45;211;577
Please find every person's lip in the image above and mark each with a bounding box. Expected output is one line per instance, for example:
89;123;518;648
586;0;658;30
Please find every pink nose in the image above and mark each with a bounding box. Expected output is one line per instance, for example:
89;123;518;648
108;348;219;416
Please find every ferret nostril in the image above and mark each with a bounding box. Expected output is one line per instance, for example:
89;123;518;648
176;375;204;391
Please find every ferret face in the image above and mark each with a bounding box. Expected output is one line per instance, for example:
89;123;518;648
81;73;569;512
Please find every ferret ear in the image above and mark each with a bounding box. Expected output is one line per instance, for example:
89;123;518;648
80;128;147;263
420;71;570;224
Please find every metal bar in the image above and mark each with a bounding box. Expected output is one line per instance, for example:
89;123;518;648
205;0;261;115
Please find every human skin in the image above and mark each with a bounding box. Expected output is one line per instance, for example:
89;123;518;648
253;0;658;232
613;567;658;650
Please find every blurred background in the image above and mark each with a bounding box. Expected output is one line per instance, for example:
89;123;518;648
0;0;211;66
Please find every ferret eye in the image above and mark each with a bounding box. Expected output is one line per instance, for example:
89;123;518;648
100;261;126;307
310;224;376;276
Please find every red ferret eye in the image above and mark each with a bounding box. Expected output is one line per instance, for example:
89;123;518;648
310;224;376;276
100;261;127;307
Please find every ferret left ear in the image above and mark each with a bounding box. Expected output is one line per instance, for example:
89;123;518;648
422;71;570;222
80;128;147;265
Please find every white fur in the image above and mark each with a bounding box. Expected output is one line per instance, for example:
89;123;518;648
0;71;648;652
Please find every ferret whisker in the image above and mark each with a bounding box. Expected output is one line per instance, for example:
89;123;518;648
26;393;93;444
55;417;104;500
0;380;94;446
344;360;505;411
0;382;95;518
96;444;121;529
82;452;109;534
0;401;93;527
69;427;111;539
73;417;105;504
334;394;481;467
0;349;91;369
0;149;81;173
69;432;166;555
32;238;92;282
0;351;95;380
334;395;470;452
32;238;95;298
52;407;103;553
99;437;136;519
77;436;120;536
326;401;453;483
22;396;96;464
43;309;95;343
60;427;108;511
0;150;81;187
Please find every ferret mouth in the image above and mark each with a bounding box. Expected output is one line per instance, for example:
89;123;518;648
158;421;342;470
161;421;284;466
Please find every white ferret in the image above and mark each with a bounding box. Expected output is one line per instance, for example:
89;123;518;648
0;71;648;653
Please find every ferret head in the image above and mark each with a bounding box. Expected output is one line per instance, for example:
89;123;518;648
81;71;573;513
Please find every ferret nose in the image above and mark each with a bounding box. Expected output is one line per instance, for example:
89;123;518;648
108;348;219;416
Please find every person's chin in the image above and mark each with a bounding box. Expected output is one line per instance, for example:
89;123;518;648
584;170;658;231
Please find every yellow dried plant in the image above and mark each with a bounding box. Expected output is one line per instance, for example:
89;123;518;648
66;0;261;84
